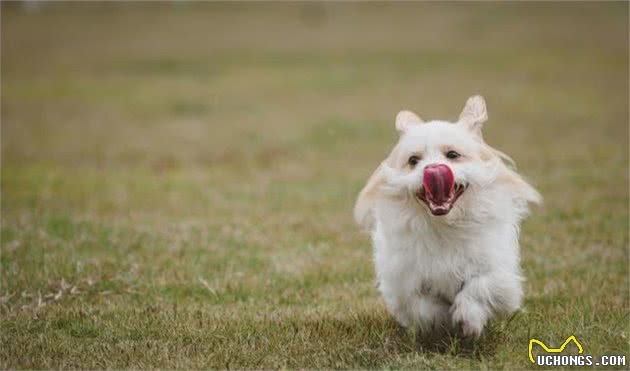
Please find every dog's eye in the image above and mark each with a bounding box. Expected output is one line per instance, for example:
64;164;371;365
408;155;420;167
445;150;461;159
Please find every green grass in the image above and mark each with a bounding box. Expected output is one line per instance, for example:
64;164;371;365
1;2;628;369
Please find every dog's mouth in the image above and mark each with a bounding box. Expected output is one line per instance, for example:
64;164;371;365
415;164;467;216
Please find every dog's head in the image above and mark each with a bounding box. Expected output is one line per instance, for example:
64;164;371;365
355;95;541;229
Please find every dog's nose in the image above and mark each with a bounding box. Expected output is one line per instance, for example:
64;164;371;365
423;164;454;187
422;163;455;200
424;163;451;173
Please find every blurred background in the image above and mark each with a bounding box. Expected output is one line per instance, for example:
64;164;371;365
2;2;628;369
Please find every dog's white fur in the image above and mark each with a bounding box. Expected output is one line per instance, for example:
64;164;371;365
354;96;540;337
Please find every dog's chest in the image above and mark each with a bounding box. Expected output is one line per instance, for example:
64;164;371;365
374;228;481;302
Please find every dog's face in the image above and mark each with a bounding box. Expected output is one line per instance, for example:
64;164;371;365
354;95;540;229
387;118;495;216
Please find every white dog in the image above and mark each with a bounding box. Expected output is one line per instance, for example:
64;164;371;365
354;96;540;338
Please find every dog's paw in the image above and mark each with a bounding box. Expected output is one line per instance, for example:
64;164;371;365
450;296;488;338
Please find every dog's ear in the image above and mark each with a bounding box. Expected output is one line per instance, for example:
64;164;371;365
459;95;488;136
354;164;386;231
395;110;423;133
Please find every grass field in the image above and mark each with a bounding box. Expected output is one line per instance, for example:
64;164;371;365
1;2;628;369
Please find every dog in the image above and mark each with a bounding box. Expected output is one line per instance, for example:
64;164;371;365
354;95;540;338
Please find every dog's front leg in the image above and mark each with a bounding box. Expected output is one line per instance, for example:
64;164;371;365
450;270;523;337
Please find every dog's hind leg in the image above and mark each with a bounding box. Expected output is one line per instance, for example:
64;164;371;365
413;295;452;351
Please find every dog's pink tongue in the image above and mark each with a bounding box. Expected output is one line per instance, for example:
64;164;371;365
423;164;455;205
